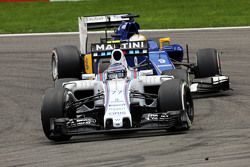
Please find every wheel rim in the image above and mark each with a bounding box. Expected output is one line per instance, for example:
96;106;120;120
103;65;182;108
52;51;58;80
185;91;194;123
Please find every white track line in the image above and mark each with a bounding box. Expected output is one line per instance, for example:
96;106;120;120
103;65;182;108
0;26;250;37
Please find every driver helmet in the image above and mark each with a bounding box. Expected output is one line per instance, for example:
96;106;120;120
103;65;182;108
129;34;147;41
106;64;127;80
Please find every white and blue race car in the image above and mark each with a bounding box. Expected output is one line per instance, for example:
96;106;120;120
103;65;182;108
42;45;194;141
41;14;229;141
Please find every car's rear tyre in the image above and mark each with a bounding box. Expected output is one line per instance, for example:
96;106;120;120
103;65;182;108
195;48;221;78
41;88;71;141
158;79;194;131
54;78;78;88
162;69;188;83
52;45;82;80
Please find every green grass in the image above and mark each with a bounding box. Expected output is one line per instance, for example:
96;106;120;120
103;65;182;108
0;0;250;33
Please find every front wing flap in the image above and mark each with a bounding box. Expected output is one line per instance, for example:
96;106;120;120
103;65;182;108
49;110;182;137
190;75;230;93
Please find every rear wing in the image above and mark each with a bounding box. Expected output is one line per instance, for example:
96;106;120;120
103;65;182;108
80;14;131;29
91;41;149;58
78;14;132;54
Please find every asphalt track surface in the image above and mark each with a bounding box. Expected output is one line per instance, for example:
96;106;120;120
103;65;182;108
0;28;250;167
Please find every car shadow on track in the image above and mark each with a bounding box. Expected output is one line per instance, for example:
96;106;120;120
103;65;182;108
48;130;187;145
192;91;232;99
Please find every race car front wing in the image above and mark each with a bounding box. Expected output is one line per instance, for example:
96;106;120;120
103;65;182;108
190;75;230;93
49;110;183;137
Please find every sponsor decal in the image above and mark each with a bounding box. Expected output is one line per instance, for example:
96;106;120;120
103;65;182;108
158;58;166;64
84;14;129;24
112;90;122;95
95;43;116;51
92;41;147;52
85;16;107;24
108;111;126;116
109;14;129;22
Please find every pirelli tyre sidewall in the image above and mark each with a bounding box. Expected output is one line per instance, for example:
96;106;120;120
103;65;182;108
158;79;194;130
52;45;82;80
41;87;71;141
196;48;221;78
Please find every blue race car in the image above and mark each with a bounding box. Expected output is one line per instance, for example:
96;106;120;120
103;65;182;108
51;13;229;93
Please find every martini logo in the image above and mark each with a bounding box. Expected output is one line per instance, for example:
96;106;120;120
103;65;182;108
120;41;145;49
95;44;116;51
92;41;146;52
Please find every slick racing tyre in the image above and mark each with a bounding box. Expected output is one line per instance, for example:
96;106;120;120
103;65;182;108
158;79;194;131
162;69;188;83
195;48;221;78
52;45;82;80
41;88;72;141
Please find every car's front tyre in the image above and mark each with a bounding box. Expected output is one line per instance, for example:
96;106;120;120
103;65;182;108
158;79;194;131
195;48;221;78
41;88;71;141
